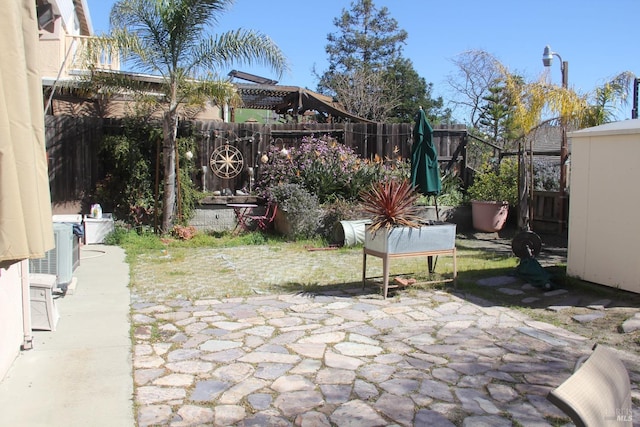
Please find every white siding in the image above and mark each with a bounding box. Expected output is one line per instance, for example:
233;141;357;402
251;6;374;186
567;120;640;293
0;263;26;380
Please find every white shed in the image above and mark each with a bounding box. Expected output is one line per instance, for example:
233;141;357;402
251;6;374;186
567;119;640;294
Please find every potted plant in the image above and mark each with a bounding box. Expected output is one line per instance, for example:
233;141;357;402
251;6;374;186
267;183;321;239
467;158;518;232
359;179;456;255
359;179;457;298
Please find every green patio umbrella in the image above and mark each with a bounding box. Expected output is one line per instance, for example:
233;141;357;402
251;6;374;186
411;108;443;273
411;108;442;207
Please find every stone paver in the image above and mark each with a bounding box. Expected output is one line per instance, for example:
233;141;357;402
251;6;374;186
622;313;640;333
572;312;606;323
131;286;640;426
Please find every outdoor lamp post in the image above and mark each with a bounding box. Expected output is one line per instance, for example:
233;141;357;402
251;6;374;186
542;45;568;89
542;45;569;232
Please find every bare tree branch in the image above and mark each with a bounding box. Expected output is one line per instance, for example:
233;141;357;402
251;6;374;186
331;69;400;122
446;50;502;126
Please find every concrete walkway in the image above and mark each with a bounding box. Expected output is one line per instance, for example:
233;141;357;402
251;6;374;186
0;245;134;426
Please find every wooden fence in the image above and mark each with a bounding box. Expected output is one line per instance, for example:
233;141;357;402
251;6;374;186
190;121;469;193
46;116;101;204
46;117;469;203
45;116;566;233
531;190;568;233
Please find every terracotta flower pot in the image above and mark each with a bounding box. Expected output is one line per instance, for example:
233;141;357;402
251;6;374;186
471;200;509;232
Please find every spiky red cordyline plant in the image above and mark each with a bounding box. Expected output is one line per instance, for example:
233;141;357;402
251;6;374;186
359;179;422;235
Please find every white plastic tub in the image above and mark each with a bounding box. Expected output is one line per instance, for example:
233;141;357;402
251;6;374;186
83;213;114;244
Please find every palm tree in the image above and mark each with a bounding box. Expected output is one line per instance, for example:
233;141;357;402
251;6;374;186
496;64;633;230
502;68;634;137
582;72;635;127
90;0;287;232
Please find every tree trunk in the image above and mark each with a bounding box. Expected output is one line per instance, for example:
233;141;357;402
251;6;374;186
161;110;177;232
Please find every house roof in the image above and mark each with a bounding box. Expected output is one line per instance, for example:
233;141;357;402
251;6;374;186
73;0;93;35
47;0;93;35
530;124;565;153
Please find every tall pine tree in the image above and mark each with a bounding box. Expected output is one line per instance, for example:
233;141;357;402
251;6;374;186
317;0;447;123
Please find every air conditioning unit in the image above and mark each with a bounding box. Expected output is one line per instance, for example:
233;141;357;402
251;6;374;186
29;223;78;287
52;215;81;270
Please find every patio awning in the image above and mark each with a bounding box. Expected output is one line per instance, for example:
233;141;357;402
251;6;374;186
0;0;54;267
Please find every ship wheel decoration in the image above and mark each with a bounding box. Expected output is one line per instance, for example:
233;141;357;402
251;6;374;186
209;144;244;179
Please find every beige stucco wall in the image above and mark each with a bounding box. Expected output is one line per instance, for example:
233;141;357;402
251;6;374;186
567;120;640;293
0;262;26;381
38;5;76;81
37;37;66;79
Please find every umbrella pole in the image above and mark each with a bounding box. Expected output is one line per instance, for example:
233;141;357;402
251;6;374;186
429;195;439;273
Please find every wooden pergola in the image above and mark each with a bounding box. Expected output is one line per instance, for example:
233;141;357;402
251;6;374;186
229;70;374;123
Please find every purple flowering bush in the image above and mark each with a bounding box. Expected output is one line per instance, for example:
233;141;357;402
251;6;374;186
255;135;401;203
255;135;411;241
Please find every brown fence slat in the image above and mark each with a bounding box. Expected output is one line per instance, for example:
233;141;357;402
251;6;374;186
47;118;469;204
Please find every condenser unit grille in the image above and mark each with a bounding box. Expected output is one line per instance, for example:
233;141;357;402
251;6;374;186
30;249;57;274
29;223;75;285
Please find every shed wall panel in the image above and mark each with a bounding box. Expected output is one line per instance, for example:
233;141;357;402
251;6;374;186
567;122;640;293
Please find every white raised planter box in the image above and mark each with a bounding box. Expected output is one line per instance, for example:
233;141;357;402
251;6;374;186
364;222;456;254
363;222;457;298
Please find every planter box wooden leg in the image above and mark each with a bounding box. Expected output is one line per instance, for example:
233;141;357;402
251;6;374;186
362;248;457;299
382;254;390;299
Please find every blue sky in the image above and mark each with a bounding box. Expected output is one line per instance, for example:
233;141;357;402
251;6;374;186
86;0;639;120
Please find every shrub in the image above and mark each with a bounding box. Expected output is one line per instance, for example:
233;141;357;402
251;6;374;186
417;170;465;207
255;135;390;203
92;118;200;230
467;158;518;205
267;183;321;239
93;127;157;226
102;222;130;246
533;159;560;191
317;198;367;242
174;135;201;225
171;225;198;240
